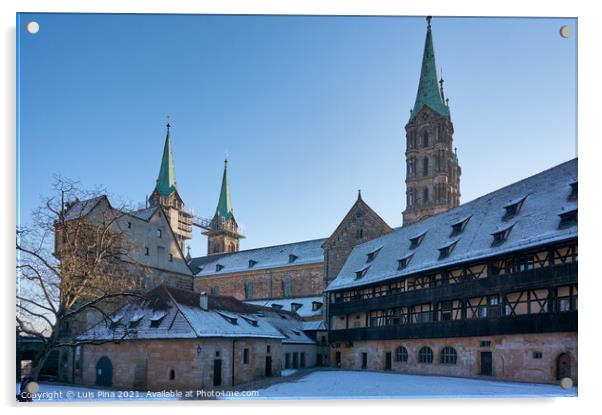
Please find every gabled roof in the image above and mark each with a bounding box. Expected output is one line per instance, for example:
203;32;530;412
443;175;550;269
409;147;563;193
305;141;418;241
327;158;578;292
409;18;449;123
191;238;326;276
77;285;289;341
61;195;108;221
324;191;392;248
130;206;159;221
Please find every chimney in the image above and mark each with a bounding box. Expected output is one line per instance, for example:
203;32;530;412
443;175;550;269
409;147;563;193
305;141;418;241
199;292;208;311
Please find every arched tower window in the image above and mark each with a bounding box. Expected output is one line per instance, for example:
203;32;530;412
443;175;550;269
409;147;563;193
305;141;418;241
407;189;415;207
422;130;429;147
423;187;429;204
423;157;429;176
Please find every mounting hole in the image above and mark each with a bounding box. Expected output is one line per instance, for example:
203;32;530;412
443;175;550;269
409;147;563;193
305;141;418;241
559;25;571;38
560;377;573;389
26;21;40;34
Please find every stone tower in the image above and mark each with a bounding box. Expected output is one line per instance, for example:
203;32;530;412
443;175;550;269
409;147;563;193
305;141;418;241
203;159;244;255
402;17;461;226
148;121;193;249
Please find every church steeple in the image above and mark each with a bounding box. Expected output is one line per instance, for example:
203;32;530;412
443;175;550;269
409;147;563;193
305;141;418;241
402;17;461;226
203;158;244;255
148;119;193;249
215;158;233;220
155;120;177;197
409;16;449;122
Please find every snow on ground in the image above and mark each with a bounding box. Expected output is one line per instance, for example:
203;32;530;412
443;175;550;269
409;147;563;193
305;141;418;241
247;370;578;400
281;369;298;377
16;382;181;402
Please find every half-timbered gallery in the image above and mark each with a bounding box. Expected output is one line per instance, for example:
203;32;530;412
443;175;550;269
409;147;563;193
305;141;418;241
326;159;577;384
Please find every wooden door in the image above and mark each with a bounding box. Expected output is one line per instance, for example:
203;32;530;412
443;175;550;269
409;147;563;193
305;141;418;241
480;351;493;376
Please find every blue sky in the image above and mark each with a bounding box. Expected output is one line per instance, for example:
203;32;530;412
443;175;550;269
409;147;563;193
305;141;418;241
17;14;577;256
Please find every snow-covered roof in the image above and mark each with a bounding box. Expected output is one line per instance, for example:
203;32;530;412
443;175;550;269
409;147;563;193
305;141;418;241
301;320;326;331
130;206;159;221
61;196;106;221
190;238;326;276
77;285;289;341
245;296;324;318
327;158;578;292
258;313;317;345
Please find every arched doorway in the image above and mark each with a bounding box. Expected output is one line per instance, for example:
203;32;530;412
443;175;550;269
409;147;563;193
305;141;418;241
95;356;113;387
556;353;571;380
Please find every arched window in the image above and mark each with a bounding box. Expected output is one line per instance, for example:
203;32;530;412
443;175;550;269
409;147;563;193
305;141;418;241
423;157;429;176
418;346;433;363
407;189;415;207
395;346;408;362
440;346;457;364
422;130;429;147
422;187;429;204
169;369;175;380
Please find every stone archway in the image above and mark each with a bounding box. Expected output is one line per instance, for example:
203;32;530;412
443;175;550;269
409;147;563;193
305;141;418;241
95;356;113;387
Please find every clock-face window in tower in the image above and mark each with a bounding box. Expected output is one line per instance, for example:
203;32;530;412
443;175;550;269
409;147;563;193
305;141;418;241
422;130;429;148
423;157;429;177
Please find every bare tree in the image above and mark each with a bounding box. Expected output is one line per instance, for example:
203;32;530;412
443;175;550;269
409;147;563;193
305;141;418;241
16;176;149;390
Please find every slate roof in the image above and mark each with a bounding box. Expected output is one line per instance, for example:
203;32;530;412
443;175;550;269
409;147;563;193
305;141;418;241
130;206;159;221
245;296;324;318
301;320;326;331
191;238;326;276
326;158;578;292
61;196;106;221
77;285;287;341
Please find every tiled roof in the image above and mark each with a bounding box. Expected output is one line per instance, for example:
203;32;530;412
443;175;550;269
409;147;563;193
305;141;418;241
327;158;578;292
77;285;290;341
130;206;159;221
190;238;326;276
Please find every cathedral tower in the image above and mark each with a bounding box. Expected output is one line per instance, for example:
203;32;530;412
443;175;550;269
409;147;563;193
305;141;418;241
402;17;461;226
148;121;193;249
203;159;244;255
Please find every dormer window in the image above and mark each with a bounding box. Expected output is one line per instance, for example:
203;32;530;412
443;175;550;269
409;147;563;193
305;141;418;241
218;312;238;325
356;265;370;279
128;312;144;329
248;260;257;268
241;316;258;326
558;208;577;229
409;232;426;249
438;240;459;260
569;181;577;201
397;253;414;270
491;223;514;247
291;303;302;312
366;247;382;263
149;311;167;328
503;196;527;220
271;304;284;310
312;301;323;311
450;216;471;237
216;264;224;272
288;254;298;263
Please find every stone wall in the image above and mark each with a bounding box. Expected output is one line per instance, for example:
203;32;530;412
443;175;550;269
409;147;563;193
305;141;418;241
80;338;282;390
330;332;577;385
194;263;324;301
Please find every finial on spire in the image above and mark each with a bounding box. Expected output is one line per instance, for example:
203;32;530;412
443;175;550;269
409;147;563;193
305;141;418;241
426;16;432;29
166;115;171;129
358;189;362;200
224;149;229;164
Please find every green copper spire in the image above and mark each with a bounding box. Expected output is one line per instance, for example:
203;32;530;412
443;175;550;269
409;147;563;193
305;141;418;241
215;158;233;220
409;17;449;122
155;120;177;197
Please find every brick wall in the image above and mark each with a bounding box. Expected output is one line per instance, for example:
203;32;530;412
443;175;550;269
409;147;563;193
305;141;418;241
330;332;577;384
194;263;324;301
81;338;282;390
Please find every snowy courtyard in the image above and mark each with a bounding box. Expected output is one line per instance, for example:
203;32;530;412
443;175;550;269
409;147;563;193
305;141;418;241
248;370;578;400
17;370;577;402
